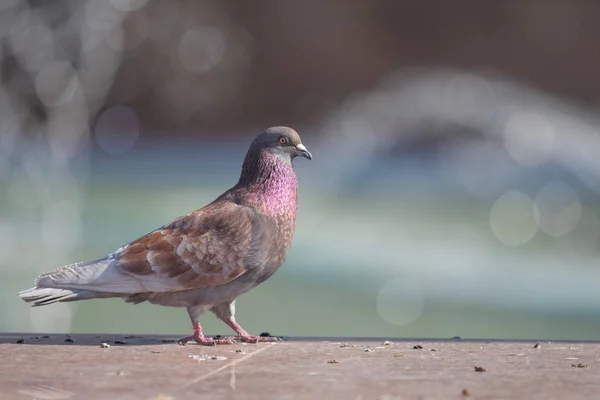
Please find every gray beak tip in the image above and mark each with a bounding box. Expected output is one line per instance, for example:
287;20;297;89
295;143;312;160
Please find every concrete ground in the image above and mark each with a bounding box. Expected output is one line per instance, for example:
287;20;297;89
1;334;599;400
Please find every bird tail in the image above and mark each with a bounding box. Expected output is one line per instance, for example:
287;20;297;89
18;287;118;306
18;256;124;307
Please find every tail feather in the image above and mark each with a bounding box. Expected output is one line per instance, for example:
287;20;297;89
35;256;115;288
18;287;119;306
18;252;150;307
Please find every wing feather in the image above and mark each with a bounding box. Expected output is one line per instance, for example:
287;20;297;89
116;201;255;291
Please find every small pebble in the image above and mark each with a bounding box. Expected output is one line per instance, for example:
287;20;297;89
572;363;588;368
430;349;438;352
393;354;405;358
114;340;127;345
64;338;74;344
188;355;227;361
533;342;540;349
100;343;111;349
151;350;160;354
235;349;243;353
364;348;374;352
16;339;24;344
327;359;339;364
382;341;393;346
474;366;486;372
413;345;423;350
462;388;472;397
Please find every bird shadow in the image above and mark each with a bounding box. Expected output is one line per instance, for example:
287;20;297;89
1;333;191;346
0;332;286;346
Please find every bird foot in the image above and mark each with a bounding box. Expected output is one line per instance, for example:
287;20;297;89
178;335;235;346
226;335;282;343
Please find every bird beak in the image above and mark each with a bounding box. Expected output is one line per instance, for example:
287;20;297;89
295;143;312;160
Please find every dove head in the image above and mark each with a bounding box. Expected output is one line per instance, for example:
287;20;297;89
252;126;312;162
238;126;311;184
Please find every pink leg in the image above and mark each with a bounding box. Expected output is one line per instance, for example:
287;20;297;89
222;318;281;343
178;322;234;346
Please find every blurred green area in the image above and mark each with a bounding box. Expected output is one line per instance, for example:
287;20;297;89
3;148;600;341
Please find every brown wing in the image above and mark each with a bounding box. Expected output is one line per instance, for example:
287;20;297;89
115;201;254;292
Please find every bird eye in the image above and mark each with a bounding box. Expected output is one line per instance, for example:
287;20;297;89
278;136;288;145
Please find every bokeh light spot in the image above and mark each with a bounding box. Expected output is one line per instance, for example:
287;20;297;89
490;190;537;246
94;106;140;155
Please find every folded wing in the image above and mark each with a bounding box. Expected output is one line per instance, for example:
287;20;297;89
30;201;256;294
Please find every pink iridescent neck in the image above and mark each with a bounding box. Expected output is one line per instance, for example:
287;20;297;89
236;150;298;217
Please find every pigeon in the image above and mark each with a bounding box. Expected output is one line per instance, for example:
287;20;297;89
18;126;312;345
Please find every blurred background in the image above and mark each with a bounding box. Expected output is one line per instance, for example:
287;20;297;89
2;0;600;340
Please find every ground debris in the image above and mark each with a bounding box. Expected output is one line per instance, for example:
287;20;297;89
64;338;74;344
188;355;227;361
382;341;393;346
462;388;472;397
16;338;24;344
412;345;423;350
100;343;111;349
571;363;588;368
327;359;339;364
474;366;486;372
534;342;541;349
364;348;374;352
114;340;127;345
